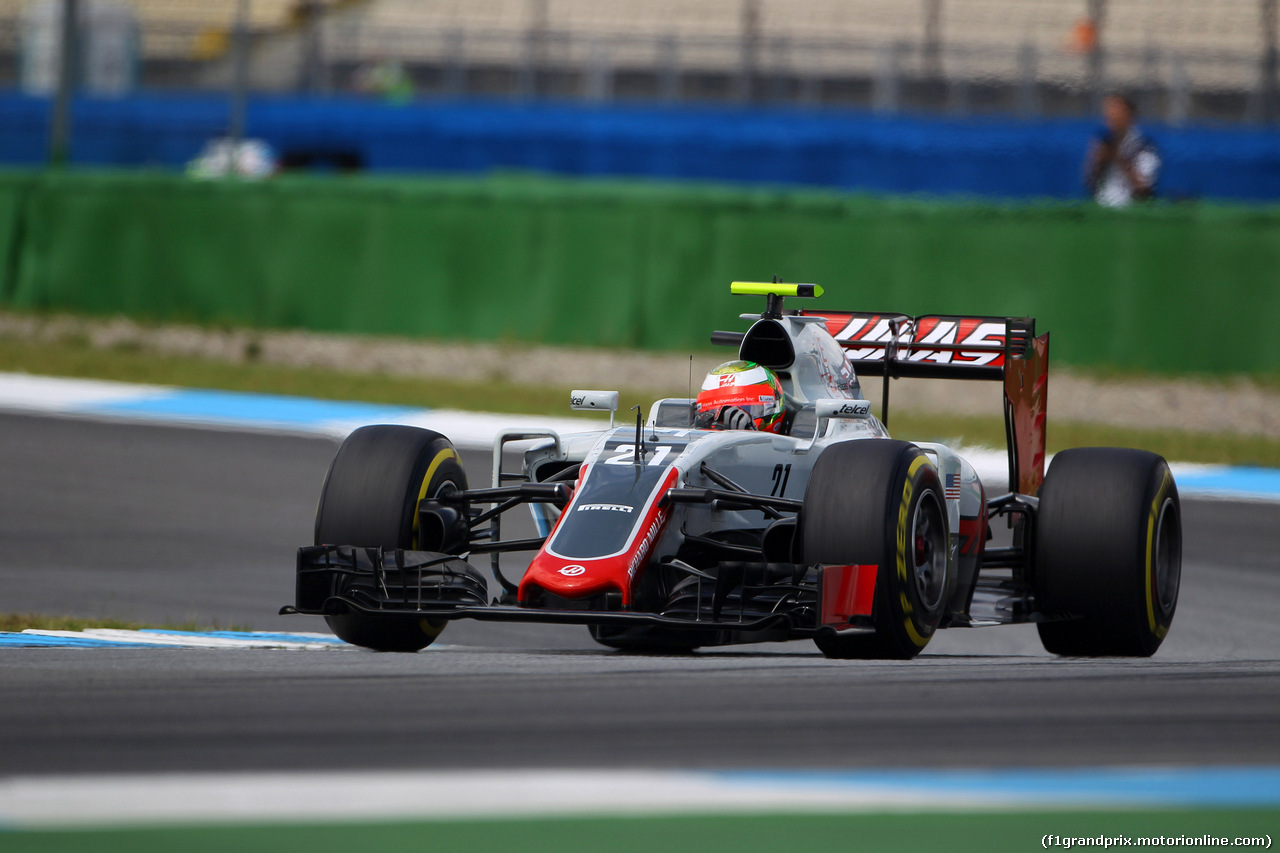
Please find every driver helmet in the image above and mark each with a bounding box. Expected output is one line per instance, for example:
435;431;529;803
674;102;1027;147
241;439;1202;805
695;360;787;433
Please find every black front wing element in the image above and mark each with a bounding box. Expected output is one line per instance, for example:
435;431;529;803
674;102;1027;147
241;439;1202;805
285;545;854;638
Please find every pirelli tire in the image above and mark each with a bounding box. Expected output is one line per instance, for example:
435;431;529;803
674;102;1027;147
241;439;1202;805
314;425;472;652
1033;447;1182;657
803;440;952;660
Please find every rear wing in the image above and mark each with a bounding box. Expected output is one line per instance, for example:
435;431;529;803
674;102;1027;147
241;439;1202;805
804;313;1035;380
802;311;1049;496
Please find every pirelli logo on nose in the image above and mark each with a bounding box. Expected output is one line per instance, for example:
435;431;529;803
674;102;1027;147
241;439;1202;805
577;503;634;513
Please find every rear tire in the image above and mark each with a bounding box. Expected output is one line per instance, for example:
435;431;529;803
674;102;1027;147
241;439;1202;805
803;440;951;660
1033;447;1181;657
314;425;469;652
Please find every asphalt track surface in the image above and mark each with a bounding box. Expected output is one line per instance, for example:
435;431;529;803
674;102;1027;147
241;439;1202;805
1;412;1278;776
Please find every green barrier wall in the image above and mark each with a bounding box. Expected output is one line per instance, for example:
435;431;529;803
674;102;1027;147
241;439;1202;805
2;171;1278;375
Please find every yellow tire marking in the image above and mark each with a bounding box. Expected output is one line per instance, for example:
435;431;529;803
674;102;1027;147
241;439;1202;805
904;613;929;647
899;454;931;647
1145;473;1171;638
1144;499;1156;634
410;447;459;549
413;447;460;643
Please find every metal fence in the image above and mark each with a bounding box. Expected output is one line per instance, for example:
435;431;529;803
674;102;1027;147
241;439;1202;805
1;0;1277;125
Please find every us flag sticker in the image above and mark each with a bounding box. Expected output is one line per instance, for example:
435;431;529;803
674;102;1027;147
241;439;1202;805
945;472;961;499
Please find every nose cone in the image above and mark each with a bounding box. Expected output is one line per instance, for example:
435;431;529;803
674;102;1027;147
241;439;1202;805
519;555;628;603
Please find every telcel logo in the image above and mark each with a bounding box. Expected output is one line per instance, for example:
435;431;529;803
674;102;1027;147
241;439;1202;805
830;400;870;417
558;565;587;576
571;396;585;407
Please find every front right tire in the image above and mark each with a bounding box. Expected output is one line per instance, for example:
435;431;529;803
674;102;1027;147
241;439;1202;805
803;440;951;660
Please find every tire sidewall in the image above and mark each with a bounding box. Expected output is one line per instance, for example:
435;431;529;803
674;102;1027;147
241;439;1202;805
314;426;468;550
313;426;468;652
880;452;950;652
1034;447;1181;657
803;440;951;659
404;438;467;550
1139;461;1180;646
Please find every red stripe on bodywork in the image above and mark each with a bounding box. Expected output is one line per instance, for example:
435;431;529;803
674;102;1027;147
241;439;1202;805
957;517;983;556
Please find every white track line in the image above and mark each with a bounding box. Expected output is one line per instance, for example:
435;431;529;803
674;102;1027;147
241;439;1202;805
4;766;1277;829
0;769;1015;829
21;630;345;651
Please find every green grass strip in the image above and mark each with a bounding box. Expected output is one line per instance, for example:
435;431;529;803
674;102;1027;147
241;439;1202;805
0;337;602;418
0;614;248;633
3;809;1276;853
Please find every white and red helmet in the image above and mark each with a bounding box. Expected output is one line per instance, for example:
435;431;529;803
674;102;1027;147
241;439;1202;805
695;360;787;433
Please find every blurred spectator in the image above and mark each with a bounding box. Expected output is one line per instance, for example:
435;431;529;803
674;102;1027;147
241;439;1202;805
1067;17;1098;54
354;58;414;105
1085;93;1160;207
187;138;278;179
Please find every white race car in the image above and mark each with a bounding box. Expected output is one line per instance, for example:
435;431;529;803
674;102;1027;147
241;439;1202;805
286;282;1182;658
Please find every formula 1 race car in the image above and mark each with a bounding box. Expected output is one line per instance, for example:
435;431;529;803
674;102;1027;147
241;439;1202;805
284;282;1182;658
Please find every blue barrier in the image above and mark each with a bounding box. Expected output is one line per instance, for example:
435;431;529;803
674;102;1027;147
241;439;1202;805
2;92;1280;200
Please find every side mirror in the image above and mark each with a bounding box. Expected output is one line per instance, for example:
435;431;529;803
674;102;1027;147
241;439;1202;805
571;390;620;427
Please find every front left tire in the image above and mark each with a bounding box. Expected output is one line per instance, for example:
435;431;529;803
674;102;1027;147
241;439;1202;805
314;425;471;652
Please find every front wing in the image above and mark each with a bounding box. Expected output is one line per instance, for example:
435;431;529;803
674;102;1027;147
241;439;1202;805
284;545;880;639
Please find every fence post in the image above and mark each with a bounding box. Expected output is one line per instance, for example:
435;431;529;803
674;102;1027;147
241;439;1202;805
658;35;680;102
48;0;78;167
227;0;249;151
948;46;971;115
922;0;942;80
1262;0;1279;122
1016;41;1038;117
519;0;547;99
873;41;902;113
1168;55;1190;125
1139;42;1159;119
736;0;761;103
1086;0;1108;110
443;27;465;97
298;0;327;94
585;38;612;100
799;63;819;106
765;36;790;102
